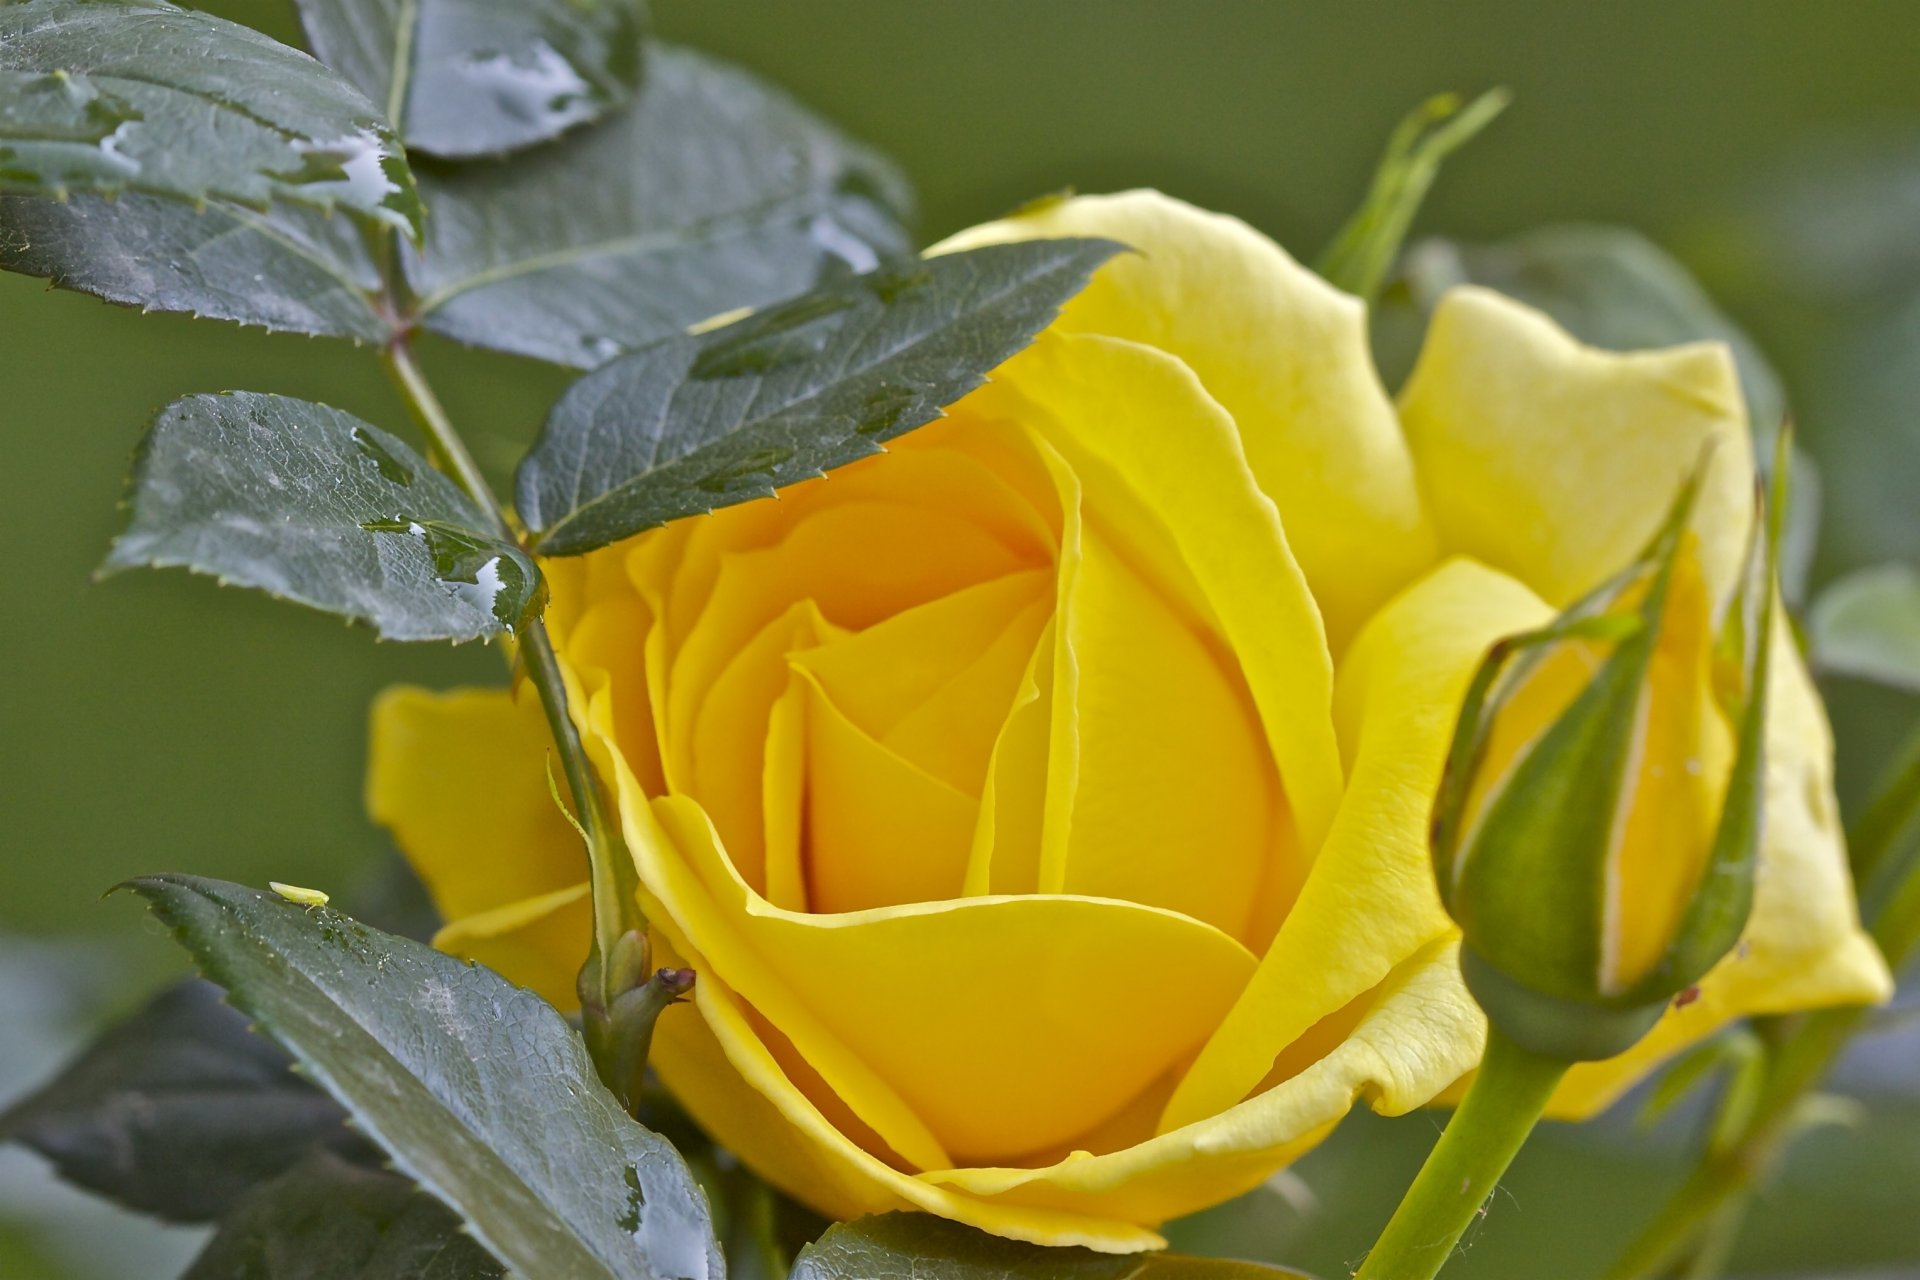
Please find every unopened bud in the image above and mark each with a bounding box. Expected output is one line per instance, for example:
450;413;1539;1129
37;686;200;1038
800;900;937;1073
1432;460;1780;1062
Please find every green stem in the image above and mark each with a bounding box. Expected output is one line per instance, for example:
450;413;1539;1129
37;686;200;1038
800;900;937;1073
378;335;636;1026
1356;1026;1568;1280
380;338;502;535
1605;1005;1860;1279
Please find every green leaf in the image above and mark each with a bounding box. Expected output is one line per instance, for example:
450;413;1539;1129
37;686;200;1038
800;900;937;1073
517;238;1122;555
100;392;541;643
123;875;724;1280
0;980;361;1222
1314;88;1507;302
0;0;421;236
294;0;647;159
1810;563;1920;692
792;1215;1314;1280
183;1150;505;1280
406;44;913;369
0;191;389;341
1398;224;1817;600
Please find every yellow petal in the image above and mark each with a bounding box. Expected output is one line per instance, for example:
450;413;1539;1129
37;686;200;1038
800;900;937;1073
1162;557;1553;1133
961;618;1057;898
652;435;1054;678
434;883;592;1011
1551;626;1893;1115
794;668;980;913
934;190;1436;648
665;497;1045;793
1606;546;1733;993
1399;285;1757;610
626;786;1259;1168
645;928;1167;1251
984;330;1344;863
365;686;582;923
1046;520;1281;946
791;569;1052;795
918;936;1483;1229
689;599;841;893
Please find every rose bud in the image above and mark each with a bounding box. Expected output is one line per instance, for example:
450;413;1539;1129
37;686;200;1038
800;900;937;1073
1431;467;1777;1062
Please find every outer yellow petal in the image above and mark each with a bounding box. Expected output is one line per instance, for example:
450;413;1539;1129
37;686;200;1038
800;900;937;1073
934;190;1437;648
1162;557;1553;1133
626;784;1259;1168
1399;285;1757;610
917;937;1483;1229
645;928;1167;1251
365;686;583;922
1551;627;1894;1115
983;330;1344;862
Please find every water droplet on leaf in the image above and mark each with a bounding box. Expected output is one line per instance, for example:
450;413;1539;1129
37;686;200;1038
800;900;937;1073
360;517;544;628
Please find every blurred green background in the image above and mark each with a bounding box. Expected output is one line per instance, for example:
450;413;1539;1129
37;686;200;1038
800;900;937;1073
3;2;1918;1277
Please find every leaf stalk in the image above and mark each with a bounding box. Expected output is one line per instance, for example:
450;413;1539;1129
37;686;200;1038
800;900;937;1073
378;331;644;1094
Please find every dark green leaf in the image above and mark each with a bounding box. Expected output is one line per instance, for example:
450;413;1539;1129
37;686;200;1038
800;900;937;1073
294;0;647;159
0;980;361;1223
518;238;1122;555
0;191;388;341
407;44;912;369
100;392;541;642
792;1215;1314;1280
0;0;421;235
183;1150;505;1280
123;875;722;1280
1810;563;1920;692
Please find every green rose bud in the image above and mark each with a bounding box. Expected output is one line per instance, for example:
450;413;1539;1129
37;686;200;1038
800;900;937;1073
1431;459;1782;1062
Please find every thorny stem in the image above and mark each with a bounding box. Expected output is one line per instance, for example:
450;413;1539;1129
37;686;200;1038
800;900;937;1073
377;328;642;1087
1607;740;1920;1280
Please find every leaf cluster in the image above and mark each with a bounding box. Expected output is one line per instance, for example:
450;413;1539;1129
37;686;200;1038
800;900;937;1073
0;0;1125;1274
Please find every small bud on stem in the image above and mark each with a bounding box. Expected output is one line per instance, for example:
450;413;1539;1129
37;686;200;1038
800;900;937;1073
579;930;695;1110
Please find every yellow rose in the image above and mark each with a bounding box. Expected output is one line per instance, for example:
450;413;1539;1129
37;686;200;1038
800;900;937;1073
367;191;1891;1251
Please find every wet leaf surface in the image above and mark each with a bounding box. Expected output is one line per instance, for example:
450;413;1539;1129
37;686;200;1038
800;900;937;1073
123;875;723;1280
0;0;421;235
295;0;648;159
518;238;1122;555
0;191;388;341
101;392;540;642
408;44;913;369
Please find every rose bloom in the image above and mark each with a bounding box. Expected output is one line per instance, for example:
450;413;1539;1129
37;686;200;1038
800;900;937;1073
369;192;1891;1251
